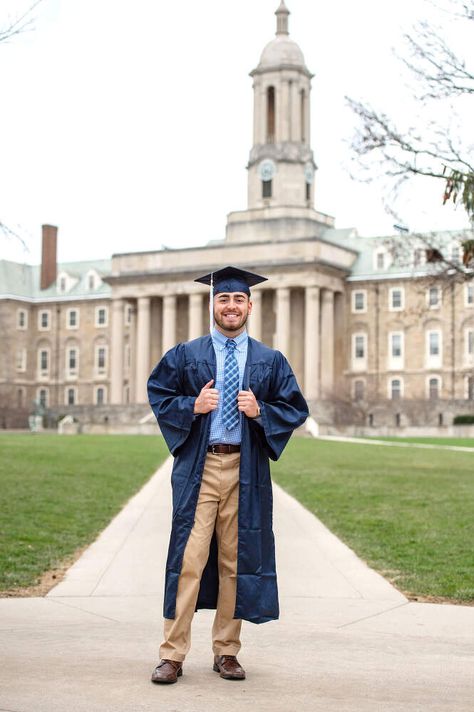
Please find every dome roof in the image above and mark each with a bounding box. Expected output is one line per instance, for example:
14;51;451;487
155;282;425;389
258;35;306;70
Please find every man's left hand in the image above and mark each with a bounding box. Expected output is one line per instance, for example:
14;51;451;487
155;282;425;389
237;389;260;418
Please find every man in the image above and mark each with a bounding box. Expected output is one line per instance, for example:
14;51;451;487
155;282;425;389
147;266;308;684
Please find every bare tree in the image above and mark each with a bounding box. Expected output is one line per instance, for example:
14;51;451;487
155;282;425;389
1;1;43;247
0;0;43;44
347;0;474;267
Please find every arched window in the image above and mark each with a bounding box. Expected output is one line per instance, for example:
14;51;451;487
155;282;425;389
467;376;474;400
66;388;76;405
353;379;365;401
262;180;272;199
266;87;275;143
389;378;402;400
428;377;441;400
17;388;25;409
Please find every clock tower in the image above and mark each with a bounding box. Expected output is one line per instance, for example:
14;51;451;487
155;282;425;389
226;1;334;243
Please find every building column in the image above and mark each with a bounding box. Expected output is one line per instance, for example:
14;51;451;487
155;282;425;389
304;286;320;400
110;298;124;404
135;297;151;404
188;293;203;341
248;289;262;340
290;80;299;141
162;295;177;354
275;287;291;355
320;289;334;397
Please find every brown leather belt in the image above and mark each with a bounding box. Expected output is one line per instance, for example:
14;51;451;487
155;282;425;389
207;444;241;454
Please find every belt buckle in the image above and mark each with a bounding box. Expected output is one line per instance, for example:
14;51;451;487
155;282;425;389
210;444;218;454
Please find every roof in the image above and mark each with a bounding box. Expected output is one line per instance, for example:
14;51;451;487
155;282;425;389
0;258;111;301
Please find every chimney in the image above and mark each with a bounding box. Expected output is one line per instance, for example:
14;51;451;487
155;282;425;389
40;224;58;290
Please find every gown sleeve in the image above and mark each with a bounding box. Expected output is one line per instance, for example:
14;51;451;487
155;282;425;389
251;350;309;461
147;344;197;455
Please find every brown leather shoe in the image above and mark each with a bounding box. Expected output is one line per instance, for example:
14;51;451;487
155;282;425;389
151;659;183;684
213;655;246;680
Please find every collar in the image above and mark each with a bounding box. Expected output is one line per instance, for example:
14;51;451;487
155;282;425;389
212;327;248;351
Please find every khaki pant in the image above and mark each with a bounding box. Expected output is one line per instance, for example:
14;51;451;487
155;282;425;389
160;452;242;662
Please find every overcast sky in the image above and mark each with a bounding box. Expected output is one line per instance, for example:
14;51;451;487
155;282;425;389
0;0;470;266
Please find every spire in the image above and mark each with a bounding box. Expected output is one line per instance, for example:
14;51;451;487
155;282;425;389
275;1;290;36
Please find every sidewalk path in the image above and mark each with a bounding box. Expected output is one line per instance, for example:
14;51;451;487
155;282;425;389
1;456;473;712
318;434;474;453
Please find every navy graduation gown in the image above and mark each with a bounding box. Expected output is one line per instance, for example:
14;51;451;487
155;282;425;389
147;334;309;625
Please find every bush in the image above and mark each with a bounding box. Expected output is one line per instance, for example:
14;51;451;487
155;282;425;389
453;414;474;425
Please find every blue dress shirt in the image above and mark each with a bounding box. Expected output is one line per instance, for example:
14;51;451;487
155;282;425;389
209;327;248;445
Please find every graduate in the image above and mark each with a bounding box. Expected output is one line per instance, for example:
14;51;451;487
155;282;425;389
147;266;309;684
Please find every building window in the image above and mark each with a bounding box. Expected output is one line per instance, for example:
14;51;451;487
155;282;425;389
17;309;28;330
38;348;49;374
355;335;365;358
352;290;366;313
352;332;367;371
353;379;365;401
59;276;67;292
428;376;441;400
38;310;51;330
451;245;461;264
465;329;474;364
95;345;108;375
17;387;25;408
374;248;389;271
95;306;108;327
65;387;77;406
389;287;404;311
66;347;79;377
466;376;474;400
389;378;403;400
262;180;272;198
16;348;27;372
88;274;95;290
266;86;275;143
67;308;79;329
388;331;404;369
124;342;131;371
305;181;311;201
426;330;442;368
95;386;106;405
465;283;474;307
413;248;425;267
427;286;441;309
125;304;133;325
38;388;49;408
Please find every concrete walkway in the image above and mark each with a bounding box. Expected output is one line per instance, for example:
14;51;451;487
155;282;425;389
1;457;473;712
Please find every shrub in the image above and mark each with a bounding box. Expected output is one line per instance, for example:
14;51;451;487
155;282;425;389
453;414;474;425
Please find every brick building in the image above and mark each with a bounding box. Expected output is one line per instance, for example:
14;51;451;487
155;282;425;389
1;1;473;430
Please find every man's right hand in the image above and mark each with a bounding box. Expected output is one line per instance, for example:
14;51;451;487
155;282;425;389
194;379;219;414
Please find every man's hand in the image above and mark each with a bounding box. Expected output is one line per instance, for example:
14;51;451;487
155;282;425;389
237;388;260;418
194;379;219;414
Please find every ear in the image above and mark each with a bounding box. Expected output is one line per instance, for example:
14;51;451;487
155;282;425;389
248;299;253;315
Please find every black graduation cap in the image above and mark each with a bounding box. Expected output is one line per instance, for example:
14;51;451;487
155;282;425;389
194;265;267;296
194;265;267;333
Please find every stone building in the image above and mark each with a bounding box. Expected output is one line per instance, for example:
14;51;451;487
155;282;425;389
1;1;473;430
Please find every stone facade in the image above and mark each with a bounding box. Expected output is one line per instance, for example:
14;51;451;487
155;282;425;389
1;2;474;430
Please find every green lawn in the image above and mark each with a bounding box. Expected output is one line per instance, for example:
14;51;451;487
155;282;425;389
362;436;474;448
0;433;167;592
2;433;473;604
272;438;474;603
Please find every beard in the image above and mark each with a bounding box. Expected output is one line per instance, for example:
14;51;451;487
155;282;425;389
213;308;249;333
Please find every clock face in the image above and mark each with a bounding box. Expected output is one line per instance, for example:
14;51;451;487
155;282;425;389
304;163;314;184
259;159;276;182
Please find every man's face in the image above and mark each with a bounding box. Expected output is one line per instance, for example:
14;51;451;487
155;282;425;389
213;292;252;335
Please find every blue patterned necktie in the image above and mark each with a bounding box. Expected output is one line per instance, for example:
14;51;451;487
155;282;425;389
222;339;240;430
